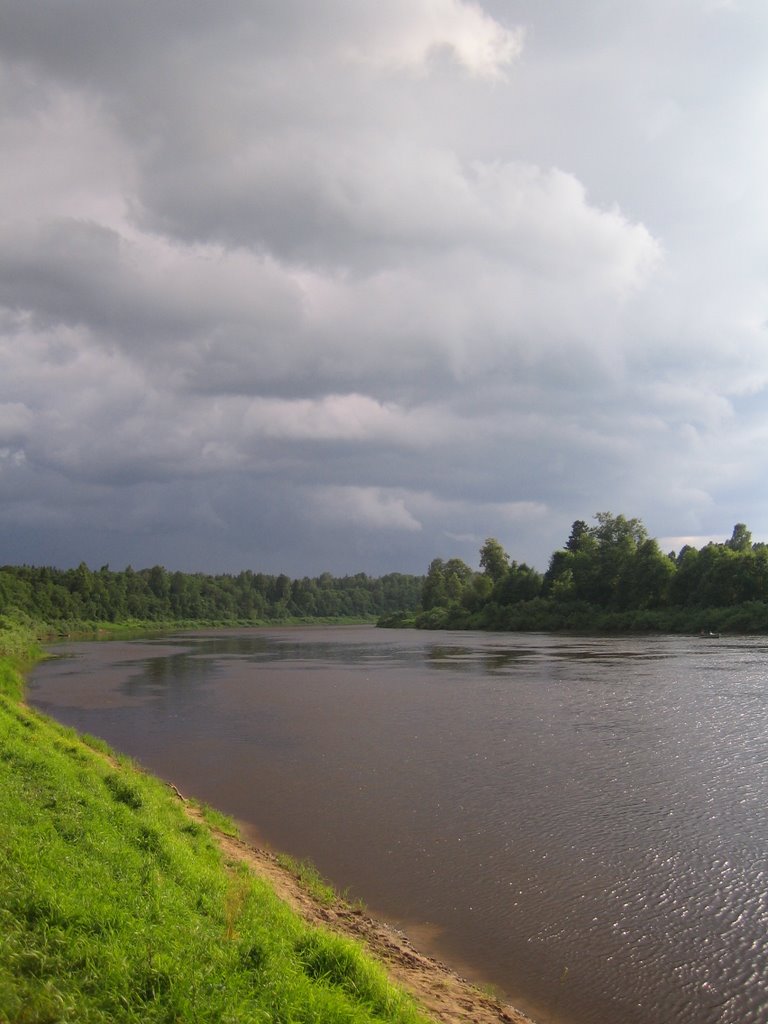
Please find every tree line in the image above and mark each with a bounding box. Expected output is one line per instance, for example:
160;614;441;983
409;513;768;633
0;563;423;627
4;512;767;634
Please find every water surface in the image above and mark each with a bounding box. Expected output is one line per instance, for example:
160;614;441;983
28;627;768;1024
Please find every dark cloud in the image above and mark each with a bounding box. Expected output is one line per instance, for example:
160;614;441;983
1;1;767;575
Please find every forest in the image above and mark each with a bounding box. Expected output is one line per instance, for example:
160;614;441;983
404;513;768;633
0;563;422;628
3;512;768;634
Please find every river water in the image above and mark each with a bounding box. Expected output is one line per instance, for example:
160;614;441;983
27;627;768;1024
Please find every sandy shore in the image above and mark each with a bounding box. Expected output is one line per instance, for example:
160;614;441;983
181;800;536;1024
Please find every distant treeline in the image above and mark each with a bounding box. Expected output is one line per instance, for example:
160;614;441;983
5;512;768;636
395;513;768;633
0;563;423;627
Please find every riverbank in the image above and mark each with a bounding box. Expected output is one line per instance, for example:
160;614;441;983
399;599;768;634
0;624;533;1024
182;799;534;1024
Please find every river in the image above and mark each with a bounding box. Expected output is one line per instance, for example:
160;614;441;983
27;627;768;1024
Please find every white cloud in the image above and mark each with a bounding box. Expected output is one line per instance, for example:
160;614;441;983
342;0;524;79
0;70;133;227
242;394;446;445
311;486;423;532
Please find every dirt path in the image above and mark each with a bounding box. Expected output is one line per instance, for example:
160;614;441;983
183;802;535;1024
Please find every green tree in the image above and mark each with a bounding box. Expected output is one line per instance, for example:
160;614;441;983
443;558;473;604
495;562;543;605
422;559;447;610
565;520;590;552
479;538;509;583
573;513;647;607
620;538;675;609
726;523;752;553
542;549;576;600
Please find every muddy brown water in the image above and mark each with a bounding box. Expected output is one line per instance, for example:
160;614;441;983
28;627;768;1024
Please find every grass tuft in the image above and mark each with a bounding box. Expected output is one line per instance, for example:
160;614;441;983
103;772;145;810
194;800;241;839
276;852;339;907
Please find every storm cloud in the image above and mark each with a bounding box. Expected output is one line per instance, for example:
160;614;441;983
2;0;767;575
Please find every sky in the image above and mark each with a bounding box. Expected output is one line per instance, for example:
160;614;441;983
2;0;768;577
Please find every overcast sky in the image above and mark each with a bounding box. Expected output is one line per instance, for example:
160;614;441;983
2;0;767;576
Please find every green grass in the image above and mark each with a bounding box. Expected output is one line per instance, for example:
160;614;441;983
31;615;379;642
275;854;339;908
193;800;242;839
0;625;430;1024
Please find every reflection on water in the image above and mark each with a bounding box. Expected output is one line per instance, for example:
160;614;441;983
28;627;768;1024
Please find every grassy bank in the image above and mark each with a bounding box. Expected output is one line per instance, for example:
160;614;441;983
400;598;768;634
29;614;378;639
0;623;429;1024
